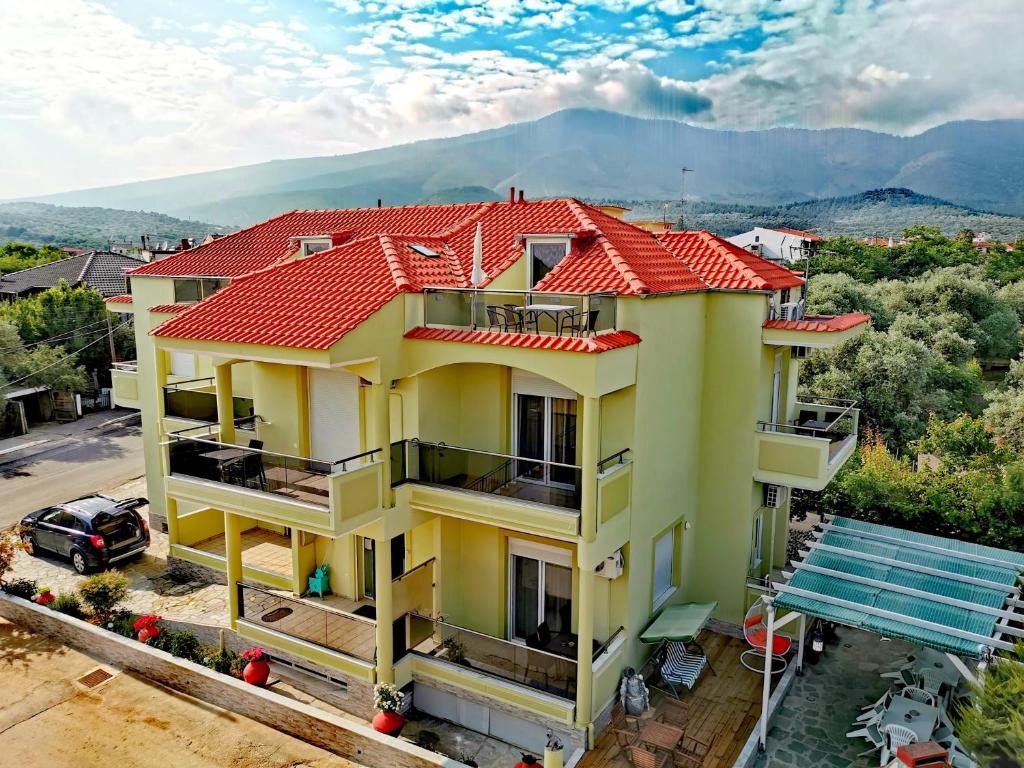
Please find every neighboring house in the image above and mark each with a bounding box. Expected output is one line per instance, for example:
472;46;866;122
0;251;144;300
727;226;824;263
106;193;868;755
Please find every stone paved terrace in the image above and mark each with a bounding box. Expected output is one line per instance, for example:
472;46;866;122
754;627;916;768
6;477;229;625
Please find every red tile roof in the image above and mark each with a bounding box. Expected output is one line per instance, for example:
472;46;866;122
104;294;132;303
404;326;641;353
149;303;191;314
775;227;824;242
659;231;805;291
762;313;871;332
150;199;808;351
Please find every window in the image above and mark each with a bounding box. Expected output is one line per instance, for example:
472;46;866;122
301;240;331;256
169;351;196;378
529;241;568;286
750;511;764;570
173;278;228;303
653;525;679;608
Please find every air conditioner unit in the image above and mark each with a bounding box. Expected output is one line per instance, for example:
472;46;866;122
748;243;762;255
764;484;789;508
595;548;624;580
779;301;804;321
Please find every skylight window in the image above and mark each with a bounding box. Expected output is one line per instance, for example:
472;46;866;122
409;243;439;258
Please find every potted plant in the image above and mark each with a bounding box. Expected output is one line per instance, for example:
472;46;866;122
241;646;270;686
34;586;55;606
514;755;540;768
134;614;161;643
371;682;406;736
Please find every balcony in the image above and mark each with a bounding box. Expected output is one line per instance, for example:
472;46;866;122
754;397;860;491
110;361;140;409
162;377;254;425
422;288;617;337
166;434;383;534
236;582;376;676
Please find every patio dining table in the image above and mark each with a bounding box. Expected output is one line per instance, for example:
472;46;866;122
639;720;684;753
524;303;576;334
879;695;939;743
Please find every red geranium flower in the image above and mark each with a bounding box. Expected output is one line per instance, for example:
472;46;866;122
241;647;265;663
133;614;161;631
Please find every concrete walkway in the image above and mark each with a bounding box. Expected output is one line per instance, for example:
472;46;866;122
0;407;139;464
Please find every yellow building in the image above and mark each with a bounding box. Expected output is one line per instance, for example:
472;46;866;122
107;197;868;755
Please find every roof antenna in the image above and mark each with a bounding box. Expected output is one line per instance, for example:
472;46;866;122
377;199;382;208
679;167;694;231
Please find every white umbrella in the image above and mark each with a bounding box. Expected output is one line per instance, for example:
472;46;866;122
470;222;487;287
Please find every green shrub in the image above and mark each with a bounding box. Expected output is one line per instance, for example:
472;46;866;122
151;628;202;662
78;571;129;619
2;578;37;599
49;593;86;619
109;610;139;638
201;647;244;677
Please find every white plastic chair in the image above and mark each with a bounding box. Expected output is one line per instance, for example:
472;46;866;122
880;723;918;765
900;686;936;707
856;690;893;722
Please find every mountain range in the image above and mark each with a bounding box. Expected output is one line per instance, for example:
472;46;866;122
20;109;1024;227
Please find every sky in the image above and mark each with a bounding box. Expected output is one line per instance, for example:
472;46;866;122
2;0;1023;197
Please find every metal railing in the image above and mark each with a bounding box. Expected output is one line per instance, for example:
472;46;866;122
597;449;631;473
592;625;626;660
237;582;376;662
391;438;582;511
112;360;138;372
757;396;859;439
422;288;617;337
168;433;381;508
405;613;579;699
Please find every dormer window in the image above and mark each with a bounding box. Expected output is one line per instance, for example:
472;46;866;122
292;237;332;257
527;238;570;287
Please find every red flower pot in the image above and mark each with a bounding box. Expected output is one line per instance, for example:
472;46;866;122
243;660;270;686
35;592;55;606
137;625;160;643
371;710;406;737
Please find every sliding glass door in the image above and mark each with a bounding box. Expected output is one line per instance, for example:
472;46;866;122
509;540;572;642
514;393;577;487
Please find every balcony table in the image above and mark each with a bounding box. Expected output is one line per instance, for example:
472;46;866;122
201;447;247;462
544;631;602;659
878;695;939;743
524;304;576;334
638;721;685;753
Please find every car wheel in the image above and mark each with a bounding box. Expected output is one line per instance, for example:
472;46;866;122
70;549;89;575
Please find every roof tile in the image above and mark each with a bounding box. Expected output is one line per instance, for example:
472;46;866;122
763;313;871;332
404;326;641;353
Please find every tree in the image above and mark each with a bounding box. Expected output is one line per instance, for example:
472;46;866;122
0;242;64;274
956;643;1024;768
986;360;1024;453
0;320;88;395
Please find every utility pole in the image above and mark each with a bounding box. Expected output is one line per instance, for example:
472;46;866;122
679;167;694;230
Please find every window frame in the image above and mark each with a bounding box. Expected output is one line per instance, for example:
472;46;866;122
652;521;681;610
526;237;570;287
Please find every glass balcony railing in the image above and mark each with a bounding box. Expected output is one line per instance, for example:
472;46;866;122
422;288;617;337
757;396;859;448
162;377;254;422
391;439;582;511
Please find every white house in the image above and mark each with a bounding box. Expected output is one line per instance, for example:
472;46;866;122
727;226;823;263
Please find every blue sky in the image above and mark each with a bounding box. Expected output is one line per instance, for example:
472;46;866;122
2;0;1022;195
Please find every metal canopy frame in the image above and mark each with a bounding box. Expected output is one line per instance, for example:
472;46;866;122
755;515;1024;751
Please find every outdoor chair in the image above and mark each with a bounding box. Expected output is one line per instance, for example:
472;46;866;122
659;642;708;697
524;622;557;691
880;723;918;765
229;452;267;490
855;691;893;724
559;308;600;337
672;732;712;767
900;686;937;707
307;563;330;598
611;727;640;749
657;696;693;727
248;438;264;450
847;721;883;748
739;600;791;674
626;745;670;768
881;668;919;687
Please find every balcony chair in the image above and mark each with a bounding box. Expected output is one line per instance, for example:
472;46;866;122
880;667;919;687
855;689;893;723
673;733;713;768
307;563;331;598
880;723;918;765
486;305;523;333
524;621;559;693
739;600;791;674
659;642;708;698
626;746;669;768
228;452;267;491
847;721;883;751
559;308;600;337
899;686;937;707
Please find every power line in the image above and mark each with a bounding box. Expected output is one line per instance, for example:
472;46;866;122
0;320;131;391
0;317;114;352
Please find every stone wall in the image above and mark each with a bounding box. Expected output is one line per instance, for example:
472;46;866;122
0;593;458;768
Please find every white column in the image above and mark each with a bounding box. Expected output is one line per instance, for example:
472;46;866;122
796;613;806;675
759;599;776;750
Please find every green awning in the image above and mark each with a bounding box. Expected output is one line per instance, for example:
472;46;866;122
774;516;1024;659
640;602;718;644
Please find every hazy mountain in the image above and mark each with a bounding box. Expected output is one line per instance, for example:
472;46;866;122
0;202;232;249
20;109;1024;225
617;189;1024;240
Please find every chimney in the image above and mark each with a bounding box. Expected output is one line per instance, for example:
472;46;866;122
180;238;190;251
518;190;525;204
509;186;516;205
377;198;382;208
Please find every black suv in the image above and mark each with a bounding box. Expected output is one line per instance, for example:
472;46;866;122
21;495;150;574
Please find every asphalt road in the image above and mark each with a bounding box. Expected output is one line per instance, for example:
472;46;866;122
1;423;144;527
